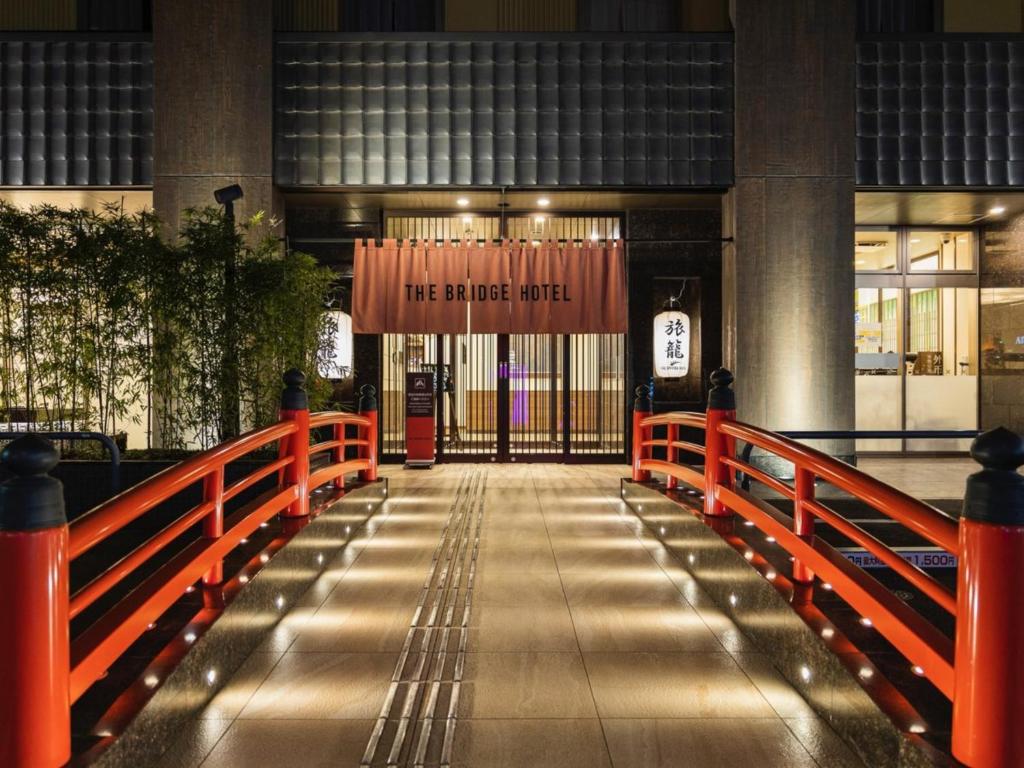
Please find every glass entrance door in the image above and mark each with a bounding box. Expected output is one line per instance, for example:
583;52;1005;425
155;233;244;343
382;332;625;461
855;286;903;451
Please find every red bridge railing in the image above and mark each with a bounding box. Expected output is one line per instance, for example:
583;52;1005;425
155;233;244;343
0;370;379;768
630;369;1024;768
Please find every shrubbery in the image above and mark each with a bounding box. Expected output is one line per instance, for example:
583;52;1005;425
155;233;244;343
0;202;335;450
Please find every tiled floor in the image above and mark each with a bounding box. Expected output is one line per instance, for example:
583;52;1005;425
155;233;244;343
156;464;865;768
854;457;977;499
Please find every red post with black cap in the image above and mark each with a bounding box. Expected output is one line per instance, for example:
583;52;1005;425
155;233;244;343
631;385;652;482
279;368;311;518
358;384;379;481
704;369;736;518
0;435;71;768
952;427;1024;768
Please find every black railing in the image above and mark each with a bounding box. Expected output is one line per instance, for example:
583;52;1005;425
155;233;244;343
0;431;121;492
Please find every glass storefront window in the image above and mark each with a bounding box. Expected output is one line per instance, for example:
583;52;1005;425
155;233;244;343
908;230;974;271
980;288;1024;436
855;230;898;271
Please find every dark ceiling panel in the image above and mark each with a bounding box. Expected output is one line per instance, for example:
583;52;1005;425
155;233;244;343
274;36;735;188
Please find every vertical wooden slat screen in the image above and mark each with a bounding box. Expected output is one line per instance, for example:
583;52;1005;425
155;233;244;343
0;0;75;29
498;0;576;31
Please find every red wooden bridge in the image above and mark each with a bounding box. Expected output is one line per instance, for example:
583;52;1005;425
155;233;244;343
1;368;1021;767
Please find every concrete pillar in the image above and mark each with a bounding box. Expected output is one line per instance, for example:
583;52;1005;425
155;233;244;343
152;0;280;240
725;0;856;463
151;0;279;447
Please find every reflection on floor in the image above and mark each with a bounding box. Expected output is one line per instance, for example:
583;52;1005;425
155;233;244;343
155;465;865;768
854;457;977;500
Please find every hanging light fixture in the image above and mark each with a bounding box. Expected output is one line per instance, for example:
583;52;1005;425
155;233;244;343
653;285;690;379
319;309;353;379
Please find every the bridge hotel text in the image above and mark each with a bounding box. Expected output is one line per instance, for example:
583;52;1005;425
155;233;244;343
404;283;573;302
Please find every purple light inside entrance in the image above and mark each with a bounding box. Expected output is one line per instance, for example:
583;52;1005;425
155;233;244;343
511;363;529;426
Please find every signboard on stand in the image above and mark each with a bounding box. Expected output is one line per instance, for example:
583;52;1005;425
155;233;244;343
406;371;435;467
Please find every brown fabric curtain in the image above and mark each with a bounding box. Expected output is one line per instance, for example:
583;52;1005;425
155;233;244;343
352;238;626;334
602;239;627;332
386;239;427;334
426;240;469;334
547;240;585;332
468;241;512;333
352;239;392;333
509;242;552;334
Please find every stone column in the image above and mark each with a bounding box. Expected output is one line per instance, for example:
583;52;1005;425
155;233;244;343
151;0;279;447
152;0;280;239
725;0;856;463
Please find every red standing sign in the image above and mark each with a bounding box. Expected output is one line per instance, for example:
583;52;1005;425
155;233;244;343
405;371;435;467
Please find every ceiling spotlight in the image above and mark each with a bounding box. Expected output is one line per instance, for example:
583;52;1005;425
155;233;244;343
537;197;550;207
989;205;1006;215
456;197;469;207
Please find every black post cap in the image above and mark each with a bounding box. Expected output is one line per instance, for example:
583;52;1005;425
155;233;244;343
633;384;652;412
358;384;378;412
280;368;308;411
0;435;66;531
708;368;735;411
962;427;1024;525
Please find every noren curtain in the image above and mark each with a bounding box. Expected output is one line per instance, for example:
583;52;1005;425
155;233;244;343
352;239;626;334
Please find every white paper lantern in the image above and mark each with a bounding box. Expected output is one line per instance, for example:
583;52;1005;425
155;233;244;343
653;297;690;379
319;309;353;378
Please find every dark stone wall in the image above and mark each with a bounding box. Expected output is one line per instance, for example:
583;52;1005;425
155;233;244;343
153;0;279;240
728;0;856;464
627;208;723;418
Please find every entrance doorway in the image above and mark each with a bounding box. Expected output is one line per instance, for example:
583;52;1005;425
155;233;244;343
854;227;979;452
378;211;626;462
381;332;625;462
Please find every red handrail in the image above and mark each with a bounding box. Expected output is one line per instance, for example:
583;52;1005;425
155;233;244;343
718;421;959;553
628;369;1024;768
635;409;957;686
0;372;381;768
69;421;298;560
